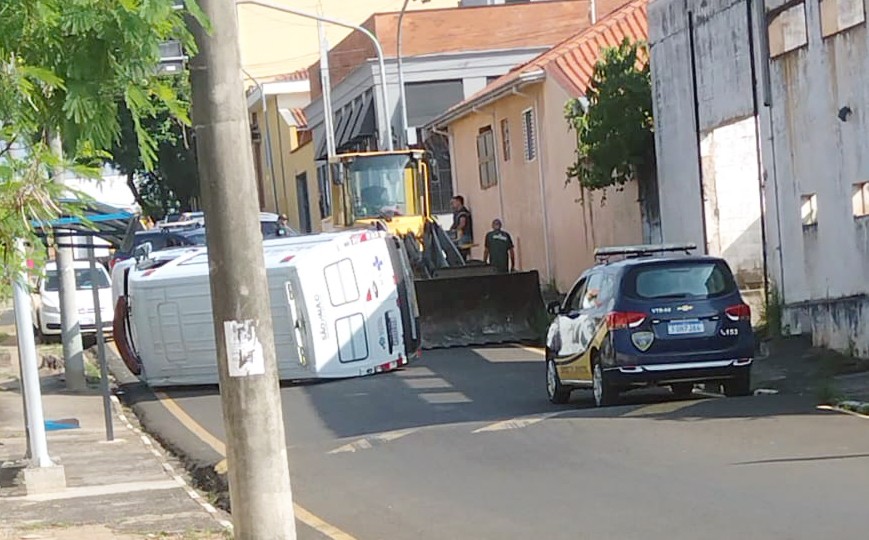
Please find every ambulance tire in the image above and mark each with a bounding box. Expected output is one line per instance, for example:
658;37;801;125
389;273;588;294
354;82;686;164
113;296;141;375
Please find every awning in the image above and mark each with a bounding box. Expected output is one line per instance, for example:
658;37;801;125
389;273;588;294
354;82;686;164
314;91;376;160
343;92;375;147
30;199;138;248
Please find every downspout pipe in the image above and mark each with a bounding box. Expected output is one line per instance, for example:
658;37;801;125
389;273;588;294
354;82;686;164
530;90;554;284
687;11;709;254
746;0;771;302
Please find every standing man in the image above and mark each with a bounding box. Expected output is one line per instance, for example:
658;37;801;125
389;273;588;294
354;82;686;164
484;218;515;274
276;214;292;236
449;195;473;260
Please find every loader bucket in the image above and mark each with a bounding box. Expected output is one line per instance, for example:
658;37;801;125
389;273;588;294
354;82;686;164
415;270;548;349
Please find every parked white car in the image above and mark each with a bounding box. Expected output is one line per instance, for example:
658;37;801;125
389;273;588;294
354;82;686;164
31;260;114;340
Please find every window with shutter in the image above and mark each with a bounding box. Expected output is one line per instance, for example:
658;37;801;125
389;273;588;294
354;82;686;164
476;126;498;189
522;108;537;162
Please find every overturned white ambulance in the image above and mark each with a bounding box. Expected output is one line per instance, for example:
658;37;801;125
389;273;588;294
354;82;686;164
113;230;421;387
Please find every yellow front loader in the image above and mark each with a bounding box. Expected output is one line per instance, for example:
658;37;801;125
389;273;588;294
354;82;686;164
330;149;547;349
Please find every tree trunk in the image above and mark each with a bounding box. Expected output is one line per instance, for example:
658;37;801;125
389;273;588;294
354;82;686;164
125;172;147;214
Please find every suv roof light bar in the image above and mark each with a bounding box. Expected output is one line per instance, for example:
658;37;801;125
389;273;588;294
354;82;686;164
594;243;697;263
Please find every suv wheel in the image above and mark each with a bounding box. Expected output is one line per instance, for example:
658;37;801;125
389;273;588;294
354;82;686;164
724;371;752;397
546;357;571;404
592;360;617;407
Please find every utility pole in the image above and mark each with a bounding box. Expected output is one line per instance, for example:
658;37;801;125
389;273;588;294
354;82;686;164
318;20;337;160
48;132;86;391
188;1;296;538
237;0;394;151
12;240;66;493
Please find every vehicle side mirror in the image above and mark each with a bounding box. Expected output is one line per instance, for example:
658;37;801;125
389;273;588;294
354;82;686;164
134;242;152;261
547;300;562;316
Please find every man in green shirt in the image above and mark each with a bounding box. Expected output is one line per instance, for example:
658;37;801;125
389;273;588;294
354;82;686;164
484;218;515;274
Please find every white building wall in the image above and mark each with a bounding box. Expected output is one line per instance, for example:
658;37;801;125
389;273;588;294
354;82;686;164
763;0;869;356
650;0;869;357
649;0;765;290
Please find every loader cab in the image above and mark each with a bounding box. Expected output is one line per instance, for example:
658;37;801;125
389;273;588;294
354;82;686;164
332;150;430;238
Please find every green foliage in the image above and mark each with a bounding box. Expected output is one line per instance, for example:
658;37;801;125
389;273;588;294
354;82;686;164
564;38;655;192
110;74;200;218
0;0;205;300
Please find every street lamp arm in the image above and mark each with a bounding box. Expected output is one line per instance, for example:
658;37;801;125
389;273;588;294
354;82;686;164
236;0;394;151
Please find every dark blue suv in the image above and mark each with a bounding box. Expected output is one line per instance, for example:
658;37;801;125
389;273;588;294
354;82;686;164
545;244;754;407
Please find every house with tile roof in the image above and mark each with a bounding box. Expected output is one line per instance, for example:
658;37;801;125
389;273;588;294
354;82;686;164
427;0;649;291
245;70;320;231
304;0;631;218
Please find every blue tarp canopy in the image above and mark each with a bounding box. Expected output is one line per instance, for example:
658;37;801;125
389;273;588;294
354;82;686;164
30;199;138;248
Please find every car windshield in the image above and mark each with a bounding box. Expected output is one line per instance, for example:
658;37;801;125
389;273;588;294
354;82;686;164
44;268;110;292
347;155;411;219
180;231;207;245
624;261;736;300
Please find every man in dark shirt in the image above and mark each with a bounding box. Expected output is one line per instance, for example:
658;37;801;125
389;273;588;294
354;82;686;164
449;195;473;260
484;218;515;274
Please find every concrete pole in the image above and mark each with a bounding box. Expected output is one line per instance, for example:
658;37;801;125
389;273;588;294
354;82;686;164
12;247;53;468
318;20;337;160
236;0;394;151
189;1;297;538
48;132;85;391
87;246;113;442
396;0;411;149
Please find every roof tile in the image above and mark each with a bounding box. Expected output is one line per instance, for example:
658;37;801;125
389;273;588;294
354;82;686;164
439;0;648;122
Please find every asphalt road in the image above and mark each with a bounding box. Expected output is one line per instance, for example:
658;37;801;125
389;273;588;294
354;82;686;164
139;346;869;539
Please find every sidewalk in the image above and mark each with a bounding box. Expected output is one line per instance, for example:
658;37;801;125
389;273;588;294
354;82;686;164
0;319;230;539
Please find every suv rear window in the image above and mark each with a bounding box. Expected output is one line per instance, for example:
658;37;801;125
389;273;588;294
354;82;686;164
624;261;736;300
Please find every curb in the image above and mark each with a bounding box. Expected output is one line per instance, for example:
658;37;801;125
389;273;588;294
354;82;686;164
817;400;869;420
110;395;234;532
104;347;233;514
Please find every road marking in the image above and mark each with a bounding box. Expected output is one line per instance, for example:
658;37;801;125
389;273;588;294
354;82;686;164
151;391;358;539
623;399;704;417
328;428;419;454
473;412;563;433
418;391;472;404
514;344;545;356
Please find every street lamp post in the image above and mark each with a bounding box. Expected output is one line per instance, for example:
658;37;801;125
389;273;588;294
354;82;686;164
397;0;430;149
236;0;394;152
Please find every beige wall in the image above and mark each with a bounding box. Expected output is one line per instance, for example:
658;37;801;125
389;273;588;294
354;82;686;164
250;96;321;233
238;0;458;81
282;141;323;233
448;79;643;292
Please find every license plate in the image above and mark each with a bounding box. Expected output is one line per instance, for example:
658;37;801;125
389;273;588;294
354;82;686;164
667;320;704;335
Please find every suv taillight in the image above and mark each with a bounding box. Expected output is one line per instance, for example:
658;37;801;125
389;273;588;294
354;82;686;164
606;311;646;330
725;304;751;321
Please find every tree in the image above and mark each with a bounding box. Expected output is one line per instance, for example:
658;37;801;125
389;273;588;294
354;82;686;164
564;38;655;192
0;0;206;299
111;75;200;219
564;38;660;242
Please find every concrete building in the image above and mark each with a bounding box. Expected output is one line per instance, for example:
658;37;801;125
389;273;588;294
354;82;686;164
305;0;630;215
429;0;648;291
649;0;869;356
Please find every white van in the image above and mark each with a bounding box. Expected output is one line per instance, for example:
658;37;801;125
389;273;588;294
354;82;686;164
116;230;421;386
